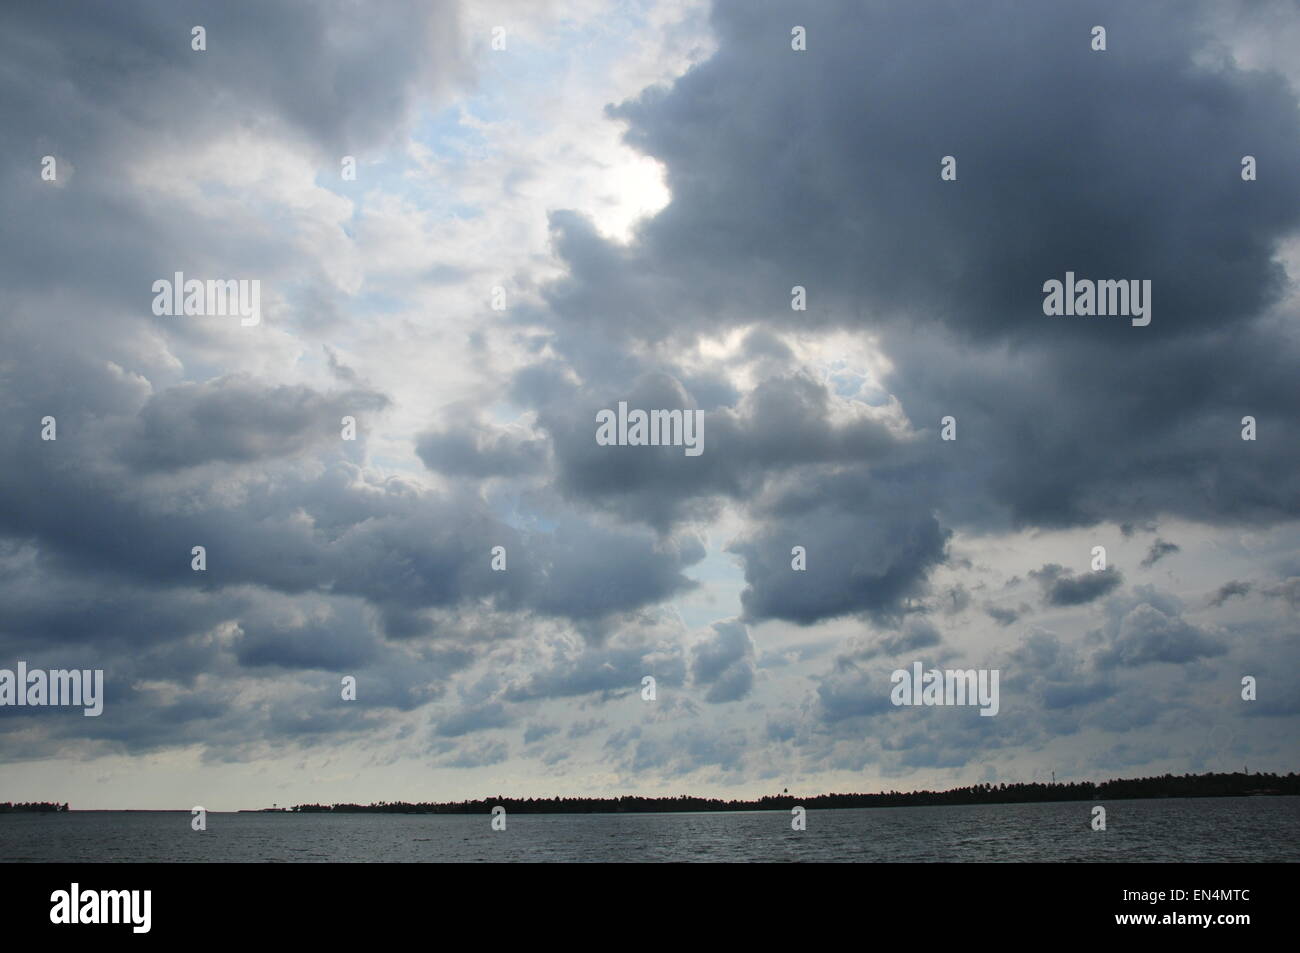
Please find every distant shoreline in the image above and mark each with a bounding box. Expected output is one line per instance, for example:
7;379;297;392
285;770;1300;814
7;770;1293;814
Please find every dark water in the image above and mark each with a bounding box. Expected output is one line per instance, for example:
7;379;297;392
2;797;1296;862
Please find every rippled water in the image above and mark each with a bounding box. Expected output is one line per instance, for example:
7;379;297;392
2;797;1296;862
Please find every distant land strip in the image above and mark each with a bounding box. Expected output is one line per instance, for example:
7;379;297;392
282;771;1297;814
0;802;69;813
4;771;1295;814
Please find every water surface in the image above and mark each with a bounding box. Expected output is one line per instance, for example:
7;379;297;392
2;797;1295;862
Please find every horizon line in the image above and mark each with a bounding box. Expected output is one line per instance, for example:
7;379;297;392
5;769;1295;814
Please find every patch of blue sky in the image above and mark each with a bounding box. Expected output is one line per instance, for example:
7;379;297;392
411;104;494;173
825;366;890;407
309;104;491;220
674;544;746;630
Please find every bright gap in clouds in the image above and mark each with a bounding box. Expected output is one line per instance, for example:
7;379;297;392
589;151;671;242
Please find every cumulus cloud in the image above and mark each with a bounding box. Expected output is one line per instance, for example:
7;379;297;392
690;619;756;703
1092;588;1227;669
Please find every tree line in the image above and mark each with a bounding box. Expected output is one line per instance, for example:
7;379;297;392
0;801;69;813
286;770;1297;814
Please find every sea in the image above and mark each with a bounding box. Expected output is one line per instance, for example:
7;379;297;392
2;796;1296;862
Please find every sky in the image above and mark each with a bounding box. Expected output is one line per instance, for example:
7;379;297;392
1;0;1298;811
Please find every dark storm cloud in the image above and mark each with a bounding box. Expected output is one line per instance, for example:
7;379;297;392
727;467;951;624
601;0;1300;348
1031;564;1124;607
505;0;1300;550
525;365;902;533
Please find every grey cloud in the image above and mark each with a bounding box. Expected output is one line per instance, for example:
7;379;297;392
467;0;1300;650
1209;580;1252;607
690;620;756;703
523;722;559;745
232;598;382;671
1031;564;1124;607
1121;522;1158;538
417;420;549;478
1261;577;1300;609
1141;538;1181;569
124;376;389;471
728;469;950;625
440;740;509;769
504;627;687;703
840;618;944;664
435;702;514;738
2;0;466;160
607;724;749;777
985;605;1020;627
566;718;606;739
814;666;897;725
1004;632;1116;713
522;0;1300;540
1092;588;1227;669
535;368;901;533
935;584;972;616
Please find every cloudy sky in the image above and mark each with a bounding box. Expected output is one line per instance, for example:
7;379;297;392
2;0;1298;811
